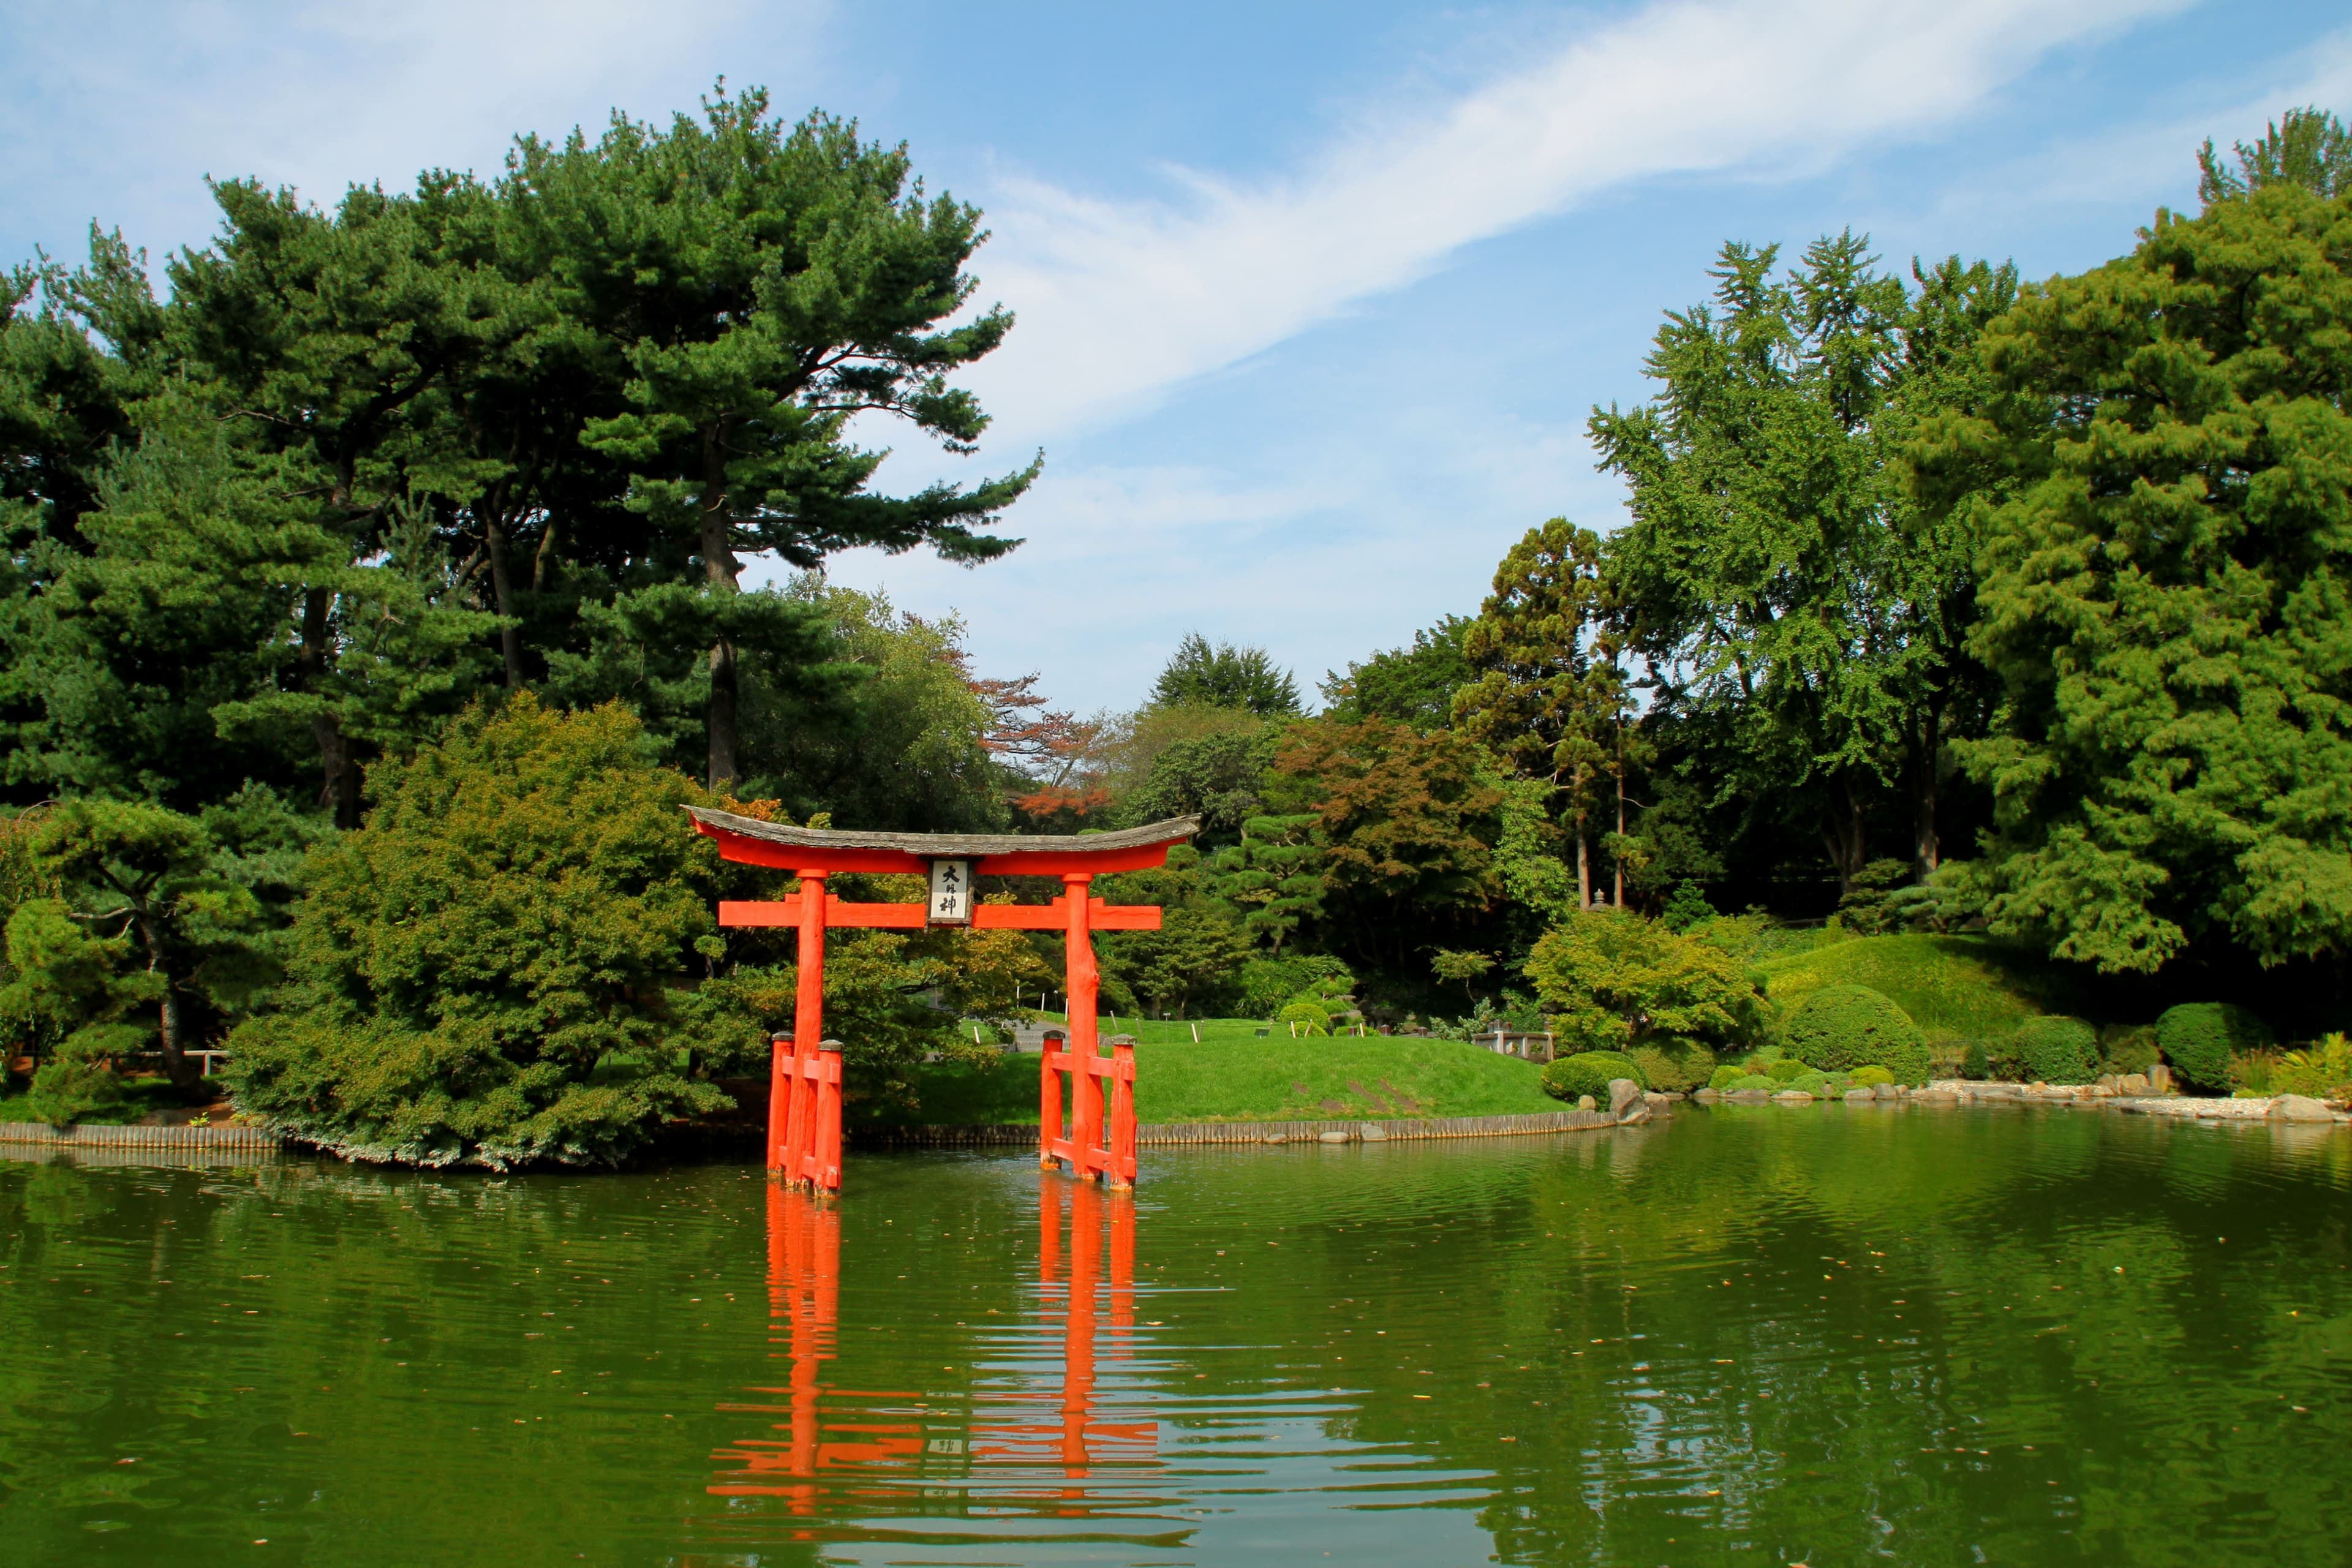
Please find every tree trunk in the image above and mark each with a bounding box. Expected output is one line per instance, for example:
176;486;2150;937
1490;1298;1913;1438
700;428;742;794
484;511;526;689
1613;745;1627;910
138;916;200;1096
1822;778;1868;894
1913;701;1942;881
1575;812;1592;911
298;587;361;830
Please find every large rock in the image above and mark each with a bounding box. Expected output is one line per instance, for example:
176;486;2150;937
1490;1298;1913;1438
1773;1090;1815;1104
2149;1064;2173;1093
2120;1073;2150;1095
1845;1085;1875;1102
1692;1088;1722;1104
2269;1094;2337;1123
1608;1079;1643;1117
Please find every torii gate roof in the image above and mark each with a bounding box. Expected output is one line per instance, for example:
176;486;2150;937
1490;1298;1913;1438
685;806;1202;875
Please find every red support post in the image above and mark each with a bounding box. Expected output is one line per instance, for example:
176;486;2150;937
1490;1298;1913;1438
1038;1027;1066;1170
780;1035;810;1185
1107;1036;1137;1189
1072;1030;1101;1177
776;870;828;1184
811;1041;843;1193
780;1030;809;1175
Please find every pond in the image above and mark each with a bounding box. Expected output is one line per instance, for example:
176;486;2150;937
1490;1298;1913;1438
4;1104;2350;1566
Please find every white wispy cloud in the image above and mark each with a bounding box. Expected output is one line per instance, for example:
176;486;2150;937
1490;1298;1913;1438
0;0;824;256
956;0;2192;447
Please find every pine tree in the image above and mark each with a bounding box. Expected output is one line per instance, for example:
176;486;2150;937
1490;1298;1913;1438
508;89;1036;790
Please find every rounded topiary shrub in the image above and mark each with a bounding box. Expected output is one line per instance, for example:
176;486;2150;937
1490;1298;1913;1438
1849;1064;1896;1088
2157;1003;2275;1095
1708;1062;1749;1091
2012;1016;2100;1085
1629;1041;1713;1094
1783;985;1930;1085
1275;1000;1332;1038
1544;1050;1645;1102
1766;1057;1808;1084
1728;1073;1777;1091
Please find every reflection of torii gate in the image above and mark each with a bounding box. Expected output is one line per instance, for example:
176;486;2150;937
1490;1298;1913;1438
686;809;1198;1191
707;1181;1153;1521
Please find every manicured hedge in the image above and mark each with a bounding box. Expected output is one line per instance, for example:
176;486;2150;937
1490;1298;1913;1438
2013;1015;2100;1085
1544;1050;1645;1102
2157;1003;2274;1095
1782;984;1930;1085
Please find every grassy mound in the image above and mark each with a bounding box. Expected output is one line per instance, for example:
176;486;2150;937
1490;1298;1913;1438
856;1027;1561;1126
1755;934;2083;1046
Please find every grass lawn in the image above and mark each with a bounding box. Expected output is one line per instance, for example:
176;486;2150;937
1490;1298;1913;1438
858;1027;1562;1127
1755;933;2089;1043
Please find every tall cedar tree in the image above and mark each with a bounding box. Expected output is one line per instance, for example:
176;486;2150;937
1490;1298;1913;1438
508;89;1038;791
1918;179;2352;972
1452;519;1629;908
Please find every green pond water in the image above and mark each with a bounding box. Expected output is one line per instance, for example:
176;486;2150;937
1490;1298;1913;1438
4;1104;2350;1566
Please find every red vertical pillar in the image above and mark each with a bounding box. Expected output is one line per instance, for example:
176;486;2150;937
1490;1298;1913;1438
1062;874;1097;1177
780;1036;809;1187
1038;1027;1065;1170
814;1041;843;1193
782;872;826;1188
1108;1036;1137;1189
1072;1035;1101;1179
780;1030;809;1175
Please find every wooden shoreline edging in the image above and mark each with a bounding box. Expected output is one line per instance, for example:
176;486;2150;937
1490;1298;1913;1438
0;1121;281;1150
856;1106;1630;1148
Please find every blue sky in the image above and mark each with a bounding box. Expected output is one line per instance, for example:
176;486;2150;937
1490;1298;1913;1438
5;1;2348;714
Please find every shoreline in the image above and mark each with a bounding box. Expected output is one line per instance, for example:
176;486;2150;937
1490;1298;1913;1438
1693;1079;2352;1123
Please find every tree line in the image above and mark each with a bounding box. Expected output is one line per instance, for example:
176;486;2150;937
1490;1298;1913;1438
2;93;2348;1152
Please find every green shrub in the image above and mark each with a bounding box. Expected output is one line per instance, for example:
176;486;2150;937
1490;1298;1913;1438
1275;1000;1332;1037
1707;1063;1748;1091
1629;1041;1714;1093
2232;1050;2280;1096
227;699;742;1168
1958;1041;1989;1080
1766;1057;1807;1083
1525;910;1765;1057
2157;1003;2274;1095
1661;881;1716;932
23;1058;123;1126
2098;1024;2159;1077
1235;954;1355;1020
1543;1050;1645;1102
1785;1069;1831;1096
1728;1074;1778;1091
1783;984;1930;1084
2013;1016;2099;1085
2274;1035;2352;1099
1850;1064;1896;1088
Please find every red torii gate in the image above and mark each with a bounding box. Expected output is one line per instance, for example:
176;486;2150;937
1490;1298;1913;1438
686;808;1200;1193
